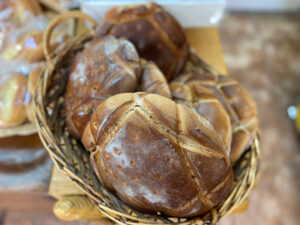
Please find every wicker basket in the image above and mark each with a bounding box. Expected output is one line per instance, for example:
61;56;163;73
35;12;261;225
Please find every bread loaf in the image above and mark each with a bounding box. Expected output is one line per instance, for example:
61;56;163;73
82;92;233;217
94;2;189;81
138;59;171;99
0;74;28;127
1;30;69;63
64;36;141;139
170;82;232;154
172;73;258;163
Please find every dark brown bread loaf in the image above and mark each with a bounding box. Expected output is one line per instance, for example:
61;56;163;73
170;82;232;154
94;2;189;81
138;59;171;99
82;92;233;217
64;36;141;139
172;73;258;163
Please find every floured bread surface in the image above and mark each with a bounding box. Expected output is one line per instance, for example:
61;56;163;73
82;92;232;217
172;73;258;163
94;2;189;80
64;35;141;139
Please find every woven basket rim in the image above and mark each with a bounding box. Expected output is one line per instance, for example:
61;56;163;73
34;12;262;225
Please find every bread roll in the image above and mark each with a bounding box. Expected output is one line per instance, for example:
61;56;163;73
82;92;233;217
138;59;171;99
170;83;232;154
26;65;43;122
1;30;69;63
64;36;141;139
172;73;258;163
94;2;189;81
0;74;28;127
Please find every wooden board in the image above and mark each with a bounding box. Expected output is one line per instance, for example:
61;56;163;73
48;26;227;198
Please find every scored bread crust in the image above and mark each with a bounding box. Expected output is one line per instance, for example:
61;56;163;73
82;93;233;217
64;35;141;139
172;73;258;163
94;2;189;81
170;82;232;155
138;59;172;99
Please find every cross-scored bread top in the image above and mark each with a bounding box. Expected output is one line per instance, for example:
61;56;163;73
170;82;232;155
82;92;232;217
172;73;258;163
94;2;189;80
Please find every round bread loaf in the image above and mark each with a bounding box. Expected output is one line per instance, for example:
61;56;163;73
138;59;171;99
64;35;141;139
0;74;28;127
170;82;232;154
94;2;189;81
172;73;258;163
82;92;233;217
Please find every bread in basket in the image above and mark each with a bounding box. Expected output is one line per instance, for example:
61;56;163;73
35;9;261;225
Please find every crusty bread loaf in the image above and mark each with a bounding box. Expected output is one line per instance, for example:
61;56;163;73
64;36;141;139
0;74;28;127
172;73;258;163
94;2;189;81
170;82;232;154
138;59;171;99
82;92;233;217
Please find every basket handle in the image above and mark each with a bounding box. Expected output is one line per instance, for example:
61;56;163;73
43;11;98;62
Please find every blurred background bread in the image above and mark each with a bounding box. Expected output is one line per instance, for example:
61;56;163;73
94;2;189;81
0;74;28;128
1;30;69;63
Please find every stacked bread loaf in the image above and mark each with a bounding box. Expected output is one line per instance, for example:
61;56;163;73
60;2;258;218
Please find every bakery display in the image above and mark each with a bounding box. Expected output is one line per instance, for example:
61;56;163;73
82;92;233;217
172;73;258;163
94;2;189;81
32;3;261;224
